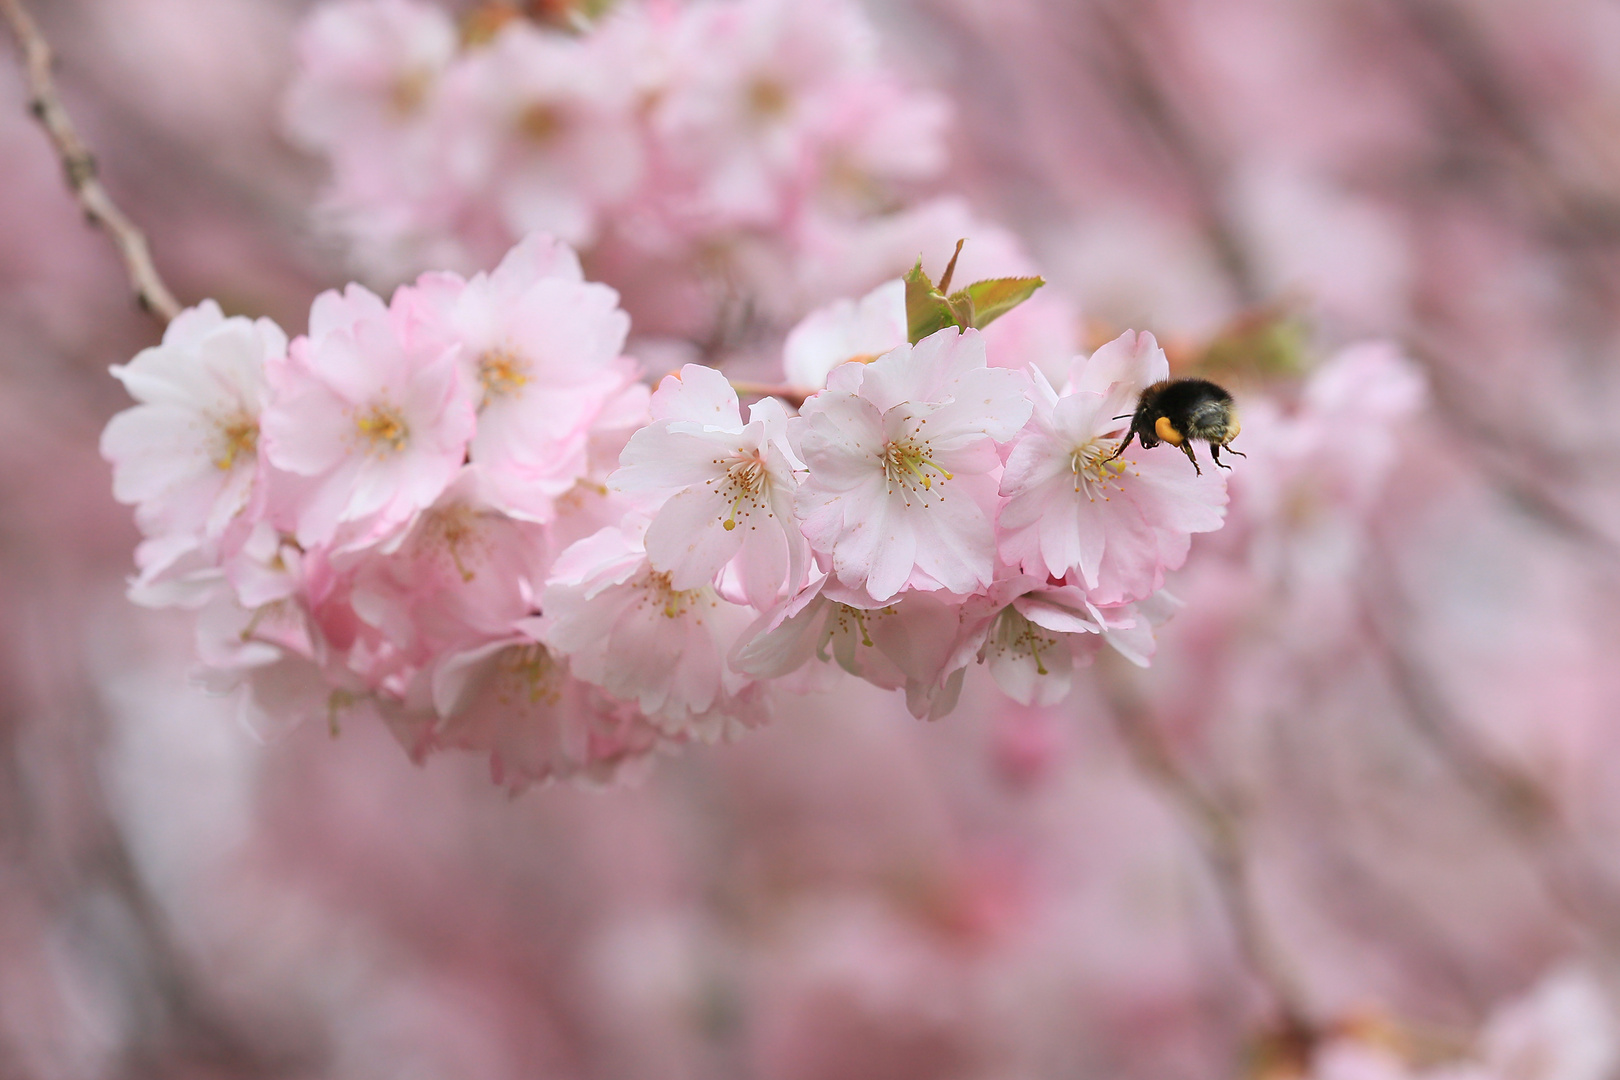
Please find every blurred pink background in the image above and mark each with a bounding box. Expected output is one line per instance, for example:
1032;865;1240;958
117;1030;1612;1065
7;1;1620;1076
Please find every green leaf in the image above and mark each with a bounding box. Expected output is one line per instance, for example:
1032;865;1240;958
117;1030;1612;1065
904;260;959;344
954;276;1045;330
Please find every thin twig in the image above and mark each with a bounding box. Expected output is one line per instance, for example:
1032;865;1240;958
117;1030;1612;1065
1089;0;1262;307
0;0;181;324
1098;659;1319;1059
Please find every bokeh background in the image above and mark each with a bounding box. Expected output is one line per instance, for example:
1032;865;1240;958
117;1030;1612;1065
6;1;1620;1077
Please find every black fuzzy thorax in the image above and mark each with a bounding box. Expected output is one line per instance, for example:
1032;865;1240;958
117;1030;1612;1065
1133;378;1235;444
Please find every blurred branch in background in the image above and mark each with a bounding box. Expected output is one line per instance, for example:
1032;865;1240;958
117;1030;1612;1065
1098;658;1321;1071
1361;543;1620;948
0;0;179;324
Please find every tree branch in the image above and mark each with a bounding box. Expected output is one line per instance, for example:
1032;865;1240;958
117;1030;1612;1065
0;0;181;324
1097;659;1319;1065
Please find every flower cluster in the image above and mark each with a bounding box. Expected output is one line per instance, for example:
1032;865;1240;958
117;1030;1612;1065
285;0;942;279
102;232;1227;788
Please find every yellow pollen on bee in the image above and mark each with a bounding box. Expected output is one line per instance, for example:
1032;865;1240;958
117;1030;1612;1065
1154;415;1185;446
213;417;258;471
356;404;410;454
478;348;530;402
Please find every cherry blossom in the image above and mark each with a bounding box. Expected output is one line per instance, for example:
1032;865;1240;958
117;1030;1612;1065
611;364;808;610
794;327;1031;603
101;300;285;601
998;331;1227;605
102;302;282;538
539;525;762;742
961;575;1176;706
396;232;640;523
780;277;906;394
441;21;644;247
386;633;661;793
260;283;476;549
282;0;457;156
651;0;946;224
346;473;550;672
734;573;969;720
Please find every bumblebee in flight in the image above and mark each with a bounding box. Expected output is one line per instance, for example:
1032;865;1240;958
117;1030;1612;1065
1108;378;1243;475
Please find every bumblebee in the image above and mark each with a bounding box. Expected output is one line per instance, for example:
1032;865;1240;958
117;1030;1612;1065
1109;378;1243;475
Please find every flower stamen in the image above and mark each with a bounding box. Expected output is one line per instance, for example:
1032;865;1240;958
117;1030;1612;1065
1070;440;1129;501
645;569;701;619
721;452;767;531
478;348;530;403
356;403;410;455
496;643;563;707
213;415;258;471
882;439;953;499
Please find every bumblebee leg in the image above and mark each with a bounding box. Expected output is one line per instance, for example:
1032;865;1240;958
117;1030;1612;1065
1211;443;1233;471
1106;430;1137;461
1179;441;1201;475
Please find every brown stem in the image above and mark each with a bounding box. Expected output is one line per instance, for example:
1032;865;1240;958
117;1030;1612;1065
0;0;181;324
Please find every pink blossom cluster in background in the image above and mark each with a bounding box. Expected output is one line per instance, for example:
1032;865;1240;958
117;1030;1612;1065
100;223;1231;789
282;0;1091;377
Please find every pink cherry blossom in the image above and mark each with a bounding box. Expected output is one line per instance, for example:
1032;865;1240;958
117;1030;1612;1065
651;0;939;224
260;283;476;549
101;301;286;603
396;232;640;523
102;301;283;543
611;364;807;610
192;589;368;741
346;472;550;672
282;0;457;156
795;327;1031;603
998;331;1227;605
734;573;969;719
540;525;762;742
780;277;906;393
442;22;644;248
960;575;1175;706
385;633;661;793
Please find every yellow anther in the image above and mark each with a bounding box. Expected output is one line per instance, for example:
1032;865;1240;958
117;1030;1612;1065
356;405;410;454
213;417;258;471
478;348;529;401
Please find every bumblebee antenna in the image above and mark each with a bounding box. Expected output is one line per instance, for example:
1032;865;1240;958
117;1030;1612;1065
1112;413;1134;421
